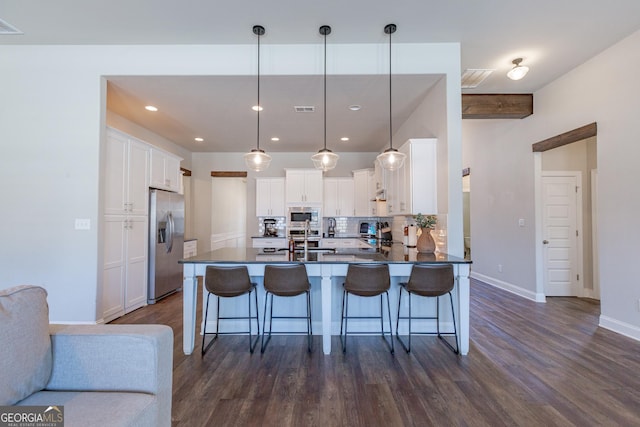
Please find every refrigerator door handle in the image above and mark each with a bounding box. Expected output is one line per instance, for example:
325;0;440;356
166;211;174;253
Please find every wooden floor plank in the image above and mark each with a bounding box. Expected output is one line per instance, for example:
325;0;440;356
113;279;640;426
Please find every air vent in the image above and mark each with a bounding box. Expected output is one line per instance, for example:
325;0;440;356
461;69;494;89
294;106;315;113
0;18;23;35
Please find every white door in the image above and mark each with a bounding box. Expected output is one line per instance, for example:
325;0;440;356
542;173;581;296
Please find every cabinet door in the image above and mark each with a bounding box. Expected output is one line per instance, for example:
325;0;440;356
397;143;410;215
104;131;128;215
127;140;149;215
323;178;339;216
125;216;148;312
353;171;369;216
285;170;306;203
149;149;167;190
337;178;355;216
103;216;126;321
269;178;285;216
256;179;271;216
304;170;323;204
165;155;181;192
408;138;437;215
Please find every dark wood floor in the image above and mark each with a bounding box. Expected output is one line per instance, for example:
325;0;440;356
113;280;640;426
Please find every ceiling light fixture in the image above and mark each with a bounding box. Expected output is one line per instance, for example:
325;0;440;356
507;58;529;81
348;105;361;111
251;105;263;111
194;137;204;142
340;137;349;141
244;25;271;172
145;105;158;112
271;137;280;142
311;25;339;172
377;24;406;172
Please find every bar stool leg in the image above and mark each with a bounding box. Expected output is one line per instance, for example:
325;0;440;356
438;292;459;354
247;288;260;353
395;287;411;353
201;293;211;356
385;291;395;354
306;290;312;352
261;292;273;353
340;290;349;353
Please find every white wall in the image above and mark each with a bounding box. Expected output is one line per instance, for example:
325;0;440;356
463;29;640;339
0;42;460;322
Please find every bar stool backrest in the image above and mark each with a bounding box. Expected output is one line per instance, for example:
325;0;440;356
205;265;253;297
345;264;390;296
407;264;454;297
264;264;310;296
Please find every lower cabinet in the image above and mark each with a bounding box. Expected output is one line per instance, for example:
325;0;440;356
103;215;148;322
251;238;287;249
321;238;371;249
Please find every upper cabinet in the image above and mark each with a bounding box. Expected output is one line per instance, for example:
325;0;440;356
104;128;150;216
324;177;355;217
256;178;285;217
353;169;376;216
285;169;323;205
397;138;438;215
150;148;182;193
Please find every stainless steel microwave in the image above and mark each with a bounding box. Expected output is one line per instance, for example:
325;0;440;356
288;207;319;227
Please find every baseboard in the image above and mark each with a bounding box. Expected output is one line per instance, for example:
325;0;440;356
50;320;99;325
599;315;640;342
471;272;546;302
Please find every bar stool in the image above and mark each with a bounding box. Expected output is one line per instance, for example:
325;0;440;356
396;264;459;354
202;265;260;355
261;264;313;353
340;264;394;354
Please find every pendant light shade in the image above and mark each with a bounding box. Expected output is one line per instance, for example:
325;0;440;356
377;23;406;172
311;25;339;172
245;25;271;172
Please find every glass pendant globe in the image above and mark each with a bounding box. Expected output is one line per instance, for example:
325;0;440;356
244;149;271;172
311;149;339;172
377;148;406;171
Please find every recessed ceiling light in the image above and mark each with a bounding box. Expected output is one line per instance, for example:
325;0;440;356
252;105;263;111
348;105;361;111
271;137;280;141
341;137;349;141
145;105;158;112
194;137;204;142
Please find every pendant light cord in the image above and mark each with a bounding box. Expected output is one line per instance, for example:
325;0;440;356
323;29;327;151
388;26;393;151
257;30;261;151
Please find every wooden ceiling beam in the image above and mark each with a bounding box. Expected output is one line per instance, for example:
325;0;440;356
532;122;597;152
462;94;533;119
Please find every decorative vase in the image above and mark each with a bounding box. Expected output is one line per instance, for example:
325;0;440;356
417;227;436;253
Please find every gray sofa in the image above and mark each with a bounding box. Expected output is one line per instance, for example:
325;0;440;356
0;285;173;427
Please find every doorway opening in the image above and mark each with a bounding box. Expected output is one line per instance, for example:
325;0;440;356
534;123;598;300
211;174;247;250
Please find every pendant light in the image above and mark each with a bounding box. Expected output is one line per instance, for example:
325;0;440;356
244;25;271;172
377;23;406;172
311;25;339;171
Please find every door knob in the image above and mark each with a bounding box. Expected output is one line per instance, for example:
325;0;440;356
542;240;549;244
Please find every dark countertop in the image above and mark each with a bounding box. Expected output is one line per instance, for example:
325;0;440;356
180;244;470;265
251;236;286;239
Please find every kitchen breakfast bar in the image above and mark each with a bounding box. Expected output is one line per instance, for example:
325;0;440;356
180;245;471;355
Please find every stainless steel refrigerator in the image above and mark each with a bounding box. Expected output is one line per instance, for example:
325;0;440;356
148;189;184;304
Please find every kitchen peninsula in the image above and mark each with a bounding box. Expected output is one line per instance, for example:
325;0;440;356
180;245;471;355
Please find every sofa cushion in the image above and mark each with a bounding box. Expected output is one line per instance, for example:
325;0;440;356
0;285;52;405
17;391;157;427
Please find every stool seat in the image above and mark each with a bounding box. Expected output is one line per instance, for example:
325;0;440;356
202;265;260;355
261;264;313;353
340;264;394;354
396;264;458;354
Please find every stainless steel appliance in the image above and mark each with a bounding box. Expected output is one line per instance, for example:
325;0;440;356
287;207;320;229
148;189;184;304
327;217;336;237
263;218;278;237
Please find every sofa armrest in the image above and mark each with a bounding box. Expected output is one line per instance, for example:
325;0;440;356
46;324;173;396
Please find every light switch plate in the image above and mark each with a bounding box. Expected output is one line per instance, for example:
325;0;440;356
75;218;91;230
518;218;525;227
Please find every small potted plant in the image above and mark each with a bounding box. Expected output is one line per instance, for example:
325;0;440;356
414;213;437;253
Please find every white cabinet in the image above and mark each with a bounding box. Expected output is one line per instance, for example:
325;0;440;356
353;169;376;216
184;240;198;258
285;169;323;205
321;238;371;249
150;148;182;193
104;128;149;216
251;238;287;249
256;178;285;217
324;177;355;217
103;215;148;322
397;138;438;215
